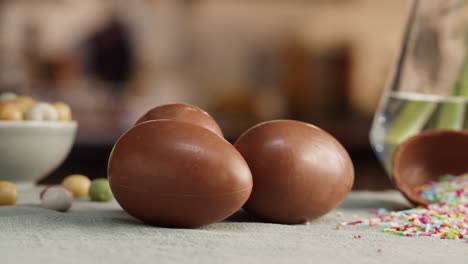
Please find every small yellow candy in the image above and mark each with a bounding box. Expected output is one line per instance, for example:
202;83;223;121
0;103;23;121
0;181;18;206
62;174;91;198
52;102;72;121
15;96;36;113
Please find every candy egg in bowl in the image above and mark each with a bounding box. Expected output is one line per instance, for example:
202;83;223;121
0;98;77;183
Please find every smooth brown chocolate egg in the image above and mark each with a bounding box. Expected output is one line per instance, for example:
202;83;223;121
234;120;354;224
392;129;468;206
135;103;223;137
108;120;252;228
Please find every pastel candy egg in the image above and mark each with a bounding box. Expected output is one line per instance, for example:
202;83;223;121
89;178;113;202
40;186;73;212
0;92;17;102
62;174;91;198
52;102;72;121
26;102;59;121
0;103;23;121
15;96;36;113
0;181;18;206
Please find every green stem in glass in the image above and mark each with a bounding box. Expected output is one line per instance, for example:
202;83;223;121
384;100;437;146
435;58;468;129
435;101;465;129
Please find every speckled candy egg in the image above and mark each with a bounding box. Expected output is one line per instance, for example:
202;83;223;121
0;181;18;206
62;174;91;198
89;178;113;202
26;102;58;121
52;102;72;121
15;96;36;114
0;92;17;102
0;102;23;121
40;186;73;212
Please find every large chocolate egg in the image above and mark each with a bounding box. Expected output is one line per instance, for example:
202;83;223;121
234;120;354;224
108;120;252;228
135;103;223;137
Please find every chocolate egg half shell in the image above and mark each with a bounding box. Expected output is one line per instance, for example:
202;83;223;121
392;129;468;205
135;103;223;137
234;120;354;224
108;120;252;228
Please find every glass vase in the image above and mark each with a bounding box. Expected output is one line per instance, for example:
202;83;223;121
370;0;468;174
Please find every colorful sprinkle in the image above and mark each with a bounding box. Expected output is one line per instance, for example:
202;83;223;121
340;174;468;241
353;234;362;239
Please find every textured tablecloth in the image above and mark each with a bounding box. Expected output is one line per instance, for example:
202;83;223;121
0;186;466;264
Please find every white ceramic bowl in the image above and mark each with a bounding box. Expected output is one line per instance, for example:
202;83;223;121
0;121;77;183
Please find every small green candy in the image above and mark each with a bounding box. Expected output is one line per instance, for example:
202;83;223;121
0;92;17;102
89;178;113;202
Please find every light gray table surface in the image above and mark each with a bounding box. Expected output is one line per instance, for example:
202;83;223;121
0;186;466;264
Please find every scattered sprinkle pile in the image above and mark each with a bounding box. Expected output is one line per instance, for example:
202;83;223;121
340;174;468;241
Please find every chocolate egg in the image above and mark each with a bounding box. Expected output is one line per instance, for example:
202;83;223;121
234;120;354;224
135;103;223;137
392;129;468;206
108;120;252;228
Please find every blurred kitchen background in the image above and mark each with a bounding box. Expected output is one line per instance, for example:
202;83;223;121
0;0;412;189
